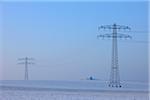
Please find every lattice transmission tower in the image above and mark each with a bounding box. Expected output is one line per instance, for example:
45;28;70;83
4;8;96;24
97;23;131;88
18;57;34;80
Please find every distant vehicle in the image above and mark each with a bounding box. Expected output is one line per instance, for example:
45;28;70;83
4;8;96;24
86;76;96;80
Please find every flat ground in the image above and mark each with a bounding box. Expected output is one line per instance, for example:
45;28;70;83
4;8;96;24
0;86;149;100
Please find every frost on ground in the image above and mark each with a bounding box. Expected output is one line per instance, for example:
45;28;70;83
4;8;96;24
0;87;149;100
0;80;149;100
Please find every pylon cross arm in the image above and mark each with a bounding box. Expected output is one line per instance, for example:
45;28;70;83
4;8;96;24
115;25;131;30
97;33;132;39
98;25;113;30
97;34;112;38
28;62;35;65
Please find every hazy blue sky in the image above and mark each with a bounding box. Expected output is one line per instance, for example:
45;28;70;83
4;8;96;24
0;1;149;82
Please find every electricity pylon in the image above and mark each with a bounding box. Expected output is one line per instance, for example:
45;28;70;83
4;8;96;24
97;23;131;88
18;57;34;80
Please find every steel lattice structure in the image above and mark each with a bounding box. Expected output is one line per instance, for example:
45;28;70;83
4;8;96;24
97;23;131;88
18;57;34;80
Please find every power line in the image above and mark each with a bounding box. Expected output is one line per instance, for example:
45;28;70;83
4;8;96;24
97;23;131;88
126;31;148;33
18;57;34;80
124;40;149;44
99;39;149;44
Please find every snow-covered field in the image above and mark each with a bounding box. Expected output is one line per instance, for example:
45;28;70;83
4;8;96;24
0;80;149;100
0;87;149;100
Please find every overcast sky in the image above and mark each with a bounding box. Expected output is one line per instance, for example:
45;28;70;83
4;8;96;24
0;1;149;82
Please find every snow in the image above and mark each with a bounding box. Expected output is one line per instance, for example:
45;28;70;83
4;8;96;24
0;80;149;100
0;88;149;100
